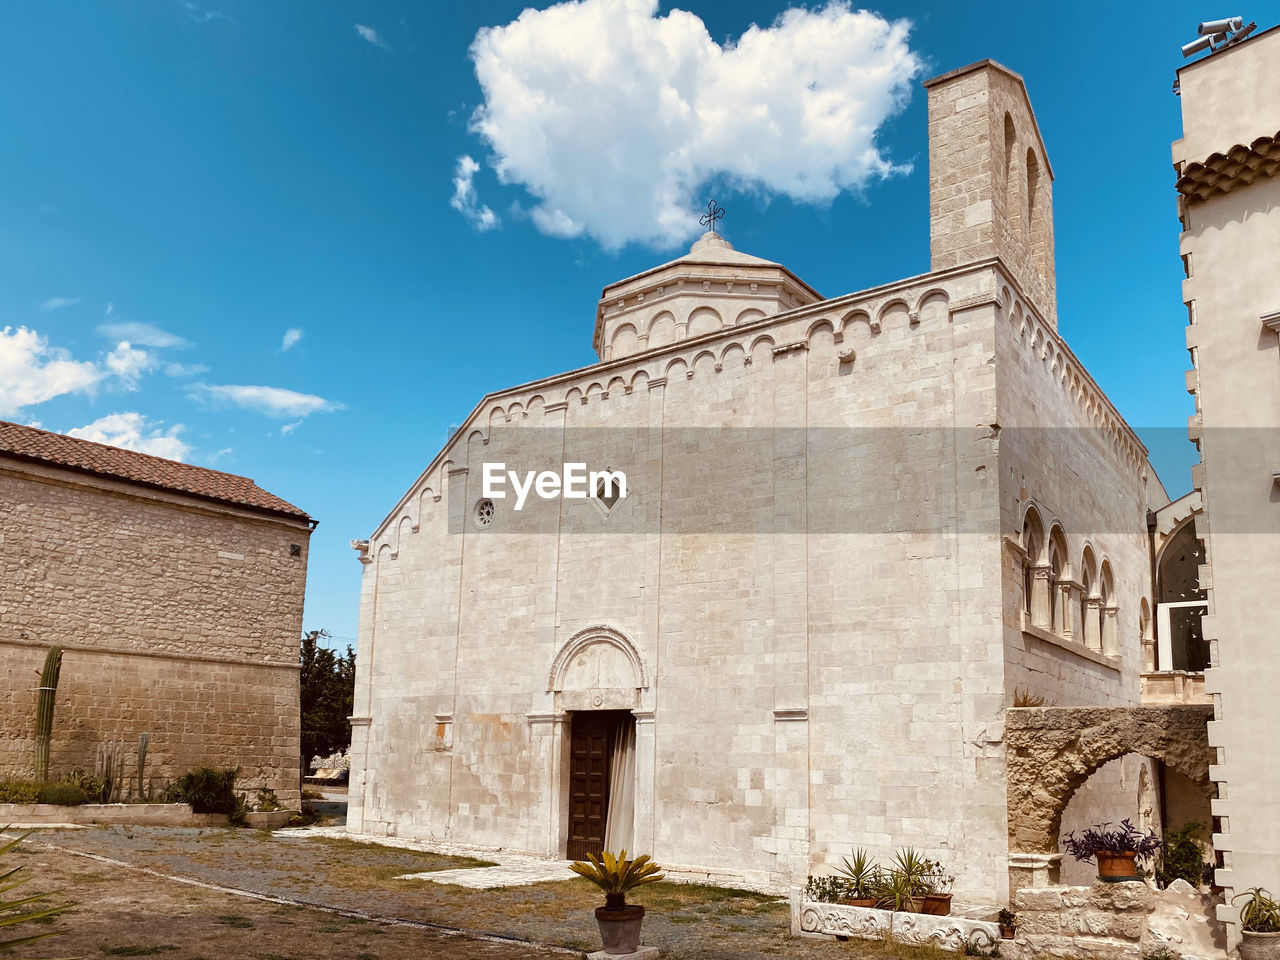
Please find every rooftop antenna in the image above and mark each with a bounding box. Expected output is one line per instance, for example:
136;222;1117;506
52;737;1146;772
698;199;725;234
1181;15;1257;58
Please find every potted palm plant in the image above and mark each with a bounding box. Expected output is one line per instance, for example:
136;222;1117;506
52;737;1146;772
836;848;881;907
878;848;933;913
570;850;664;956
1233;887;1280;960
1061;820;1161;882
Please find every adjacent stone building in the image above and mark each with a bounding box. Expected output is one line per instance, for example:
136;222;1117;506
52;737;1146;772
1172;23;1280;941
0;420;312;804
348;61;1189;900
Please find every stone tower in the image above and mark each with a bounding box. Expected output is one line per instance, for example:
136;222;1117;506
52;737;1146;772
924;60;1057;327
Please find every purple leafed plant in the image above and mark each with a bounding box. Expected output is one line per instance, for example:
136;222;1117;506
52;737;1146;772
1061;819;1162;864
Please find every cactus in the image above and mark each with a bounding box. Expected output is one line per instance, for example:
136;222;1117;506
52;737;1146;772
95;739;125;803
136;733;150;799
34;645;63;782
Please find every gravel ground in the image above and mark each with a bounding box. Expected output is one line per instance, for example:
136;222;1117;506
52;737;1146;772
16;826;950;960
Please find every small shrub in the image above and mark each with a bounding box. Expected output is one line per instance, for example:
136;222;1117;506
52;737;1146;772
254;787;281;812
1012;689;1049;707
1234;887;1280;933
63;768;110;803
1156;822;1214;889
0;780;40;804
1144;948;1180;960
37;781;89;806
286;801;322;827
804;874;854;903
162;767;240;814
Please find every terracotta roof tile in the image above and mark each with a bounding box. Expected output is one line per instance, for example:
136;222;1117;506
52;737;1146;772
0;419;311;522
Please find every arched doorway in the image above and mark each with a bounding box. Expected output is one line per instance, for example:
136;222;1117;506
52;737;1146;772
548;626;648;860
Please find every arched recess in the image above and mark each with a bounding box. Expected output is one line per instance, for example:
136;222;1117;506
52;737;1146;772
610;323;640;358
548;625;648;712
1006;705;1215;858
1020;503;1046;620
1079;545;1099;650
1047;523;1069;635
1004;113;1021;237
687;306;723;337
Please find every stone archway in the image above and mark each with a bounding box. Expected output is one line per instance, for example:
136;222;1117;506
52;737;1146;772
1006;705;1214;874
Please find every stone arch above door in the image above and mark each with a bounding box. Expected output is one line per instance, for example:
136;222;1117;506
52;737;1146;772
548;625;647;711
1006;705;1214;856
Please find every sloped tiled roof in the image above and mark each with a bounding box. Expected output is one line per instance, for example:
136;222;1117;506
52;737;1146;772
0;419;311;521
1176;130;1280;201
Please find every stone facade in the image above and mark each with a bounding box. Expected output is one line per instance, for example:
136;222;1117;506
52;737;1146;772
0;426;311;804
1173;24;1280;944
350;61;1172;901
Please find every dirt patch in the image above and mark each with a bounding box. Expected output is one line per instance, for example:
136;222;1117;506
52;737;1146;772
14;827;961;960
0;837;564;960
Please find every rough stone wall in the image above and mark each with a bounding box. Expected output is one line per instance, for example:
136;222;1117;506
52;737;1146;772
0;464;308;804
1010;880;1228;960
349;259;1015;896
1005;706;1215;856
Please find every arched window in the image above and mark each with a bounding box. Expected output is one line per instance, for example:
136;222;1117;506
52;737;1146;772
1004;114;1020;236
1099;560;1116;656
1026;148;1040;238
1079;546;1099;650
1021;507;1044;616
1047;524;1068;635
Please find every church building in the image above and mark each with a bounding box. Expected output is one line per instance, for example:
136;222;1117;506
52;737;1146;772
348;60;1181;900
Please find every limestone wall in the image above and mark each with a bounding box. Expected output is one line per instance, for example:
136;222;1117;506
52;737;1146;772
0;464;308;804
350;259;1020;896
1175;25;1280;933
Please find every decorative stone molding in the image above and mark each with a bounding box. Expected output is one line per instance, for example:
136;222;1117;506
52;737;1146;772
1261;311;1280;335
548;625;648;693
792;896;999;953
351;539;371;564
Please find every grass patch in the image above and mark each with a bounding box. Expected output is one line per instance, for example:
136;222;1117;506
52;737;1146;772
101;946;179;957
213;914;255;928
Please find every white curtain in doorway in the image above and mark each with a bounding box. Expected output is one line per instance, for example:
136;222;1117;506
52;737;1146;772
602;719;635;853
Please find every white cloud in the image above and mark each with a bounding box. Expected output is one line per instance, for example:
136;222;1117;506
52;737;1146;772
189;383;342;419
281;420;302;435
104;341;152;389
67;412;192;461
281;327;303;351
164;361;208;378
0;326;103;416
184;2;230;24
105;302;114;316
209;447;233;464
40;297;82;311
467;0;922;249
355;24;389;50
450;155;499;231
99;321;190;349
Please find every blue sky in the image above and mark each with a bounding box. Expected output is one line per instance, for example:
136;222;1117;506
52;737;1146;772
0;1;1217;647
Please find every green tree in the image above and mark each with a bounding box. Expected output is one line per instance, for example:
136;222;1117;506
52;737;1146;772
299;629;355;768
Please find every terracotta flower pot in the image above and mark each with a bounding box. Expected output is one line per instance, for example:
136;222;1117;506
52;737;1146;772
1240;930;1280;960
846;897;879;908
595;904;645;956
1096;851;1141;882
922;893;952;916
999;924;1017;939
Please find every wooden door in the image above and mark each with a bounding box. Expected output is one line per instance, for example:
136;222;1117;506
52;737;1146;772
567;712;611;860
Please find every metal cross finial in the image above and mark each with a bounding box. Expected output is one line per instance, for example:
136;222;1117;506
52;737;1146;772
699;199;725;233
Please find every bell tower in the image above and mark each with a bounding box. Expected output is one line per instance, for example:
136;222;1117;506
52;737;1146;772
923;60;1057;328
